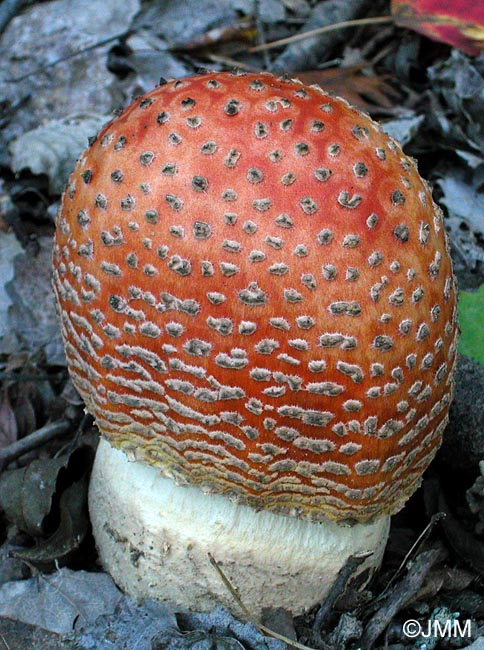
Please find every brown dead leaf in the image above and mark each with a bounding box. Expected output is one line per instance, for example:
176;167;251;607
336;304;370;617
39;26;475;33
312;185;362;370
11;474;90;568
0;355;53;443
11;379;45;439
175;17;256;53
0;390;18;449
0;182;16;232
0;445;93;544
294;65;403;114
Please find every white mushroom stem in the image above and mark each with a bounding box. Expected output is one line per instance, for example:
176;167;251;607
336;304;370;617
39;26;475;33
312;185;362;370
89;438;390;616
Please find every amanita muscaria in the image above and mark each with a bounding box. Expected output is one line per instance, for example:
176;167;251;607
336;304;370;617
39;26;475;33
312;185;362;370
52;70;458;614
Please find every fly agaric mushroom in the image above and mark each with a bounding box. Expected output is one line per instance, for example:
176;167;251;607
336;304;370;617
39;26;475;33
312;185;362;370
52;70;458;615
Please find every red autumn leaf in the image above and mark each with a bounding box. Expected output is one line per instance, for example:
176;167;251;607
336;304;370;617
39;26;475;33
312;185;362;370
391;0;484;55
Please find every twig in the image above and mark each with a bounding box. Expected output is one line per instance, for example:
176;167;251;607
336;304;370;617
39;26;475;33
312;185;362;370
0;372;54;381
205;54;258;72
5;32;128;83
370;44;394;66
0;418;73;467
55;413;92;459
359;547;445;649
377;513;445;602
247;16;394;53
312;551;372;642
208;553;322;650
253;0;271;70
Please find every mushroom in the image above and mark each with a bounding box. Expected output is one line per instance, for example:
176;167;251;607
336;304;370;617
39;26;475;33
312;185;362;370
52;71;458;615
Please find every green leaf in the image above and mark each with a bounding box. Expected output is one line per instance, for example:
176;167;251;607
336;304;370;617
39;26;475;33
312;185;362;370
458;284;484;365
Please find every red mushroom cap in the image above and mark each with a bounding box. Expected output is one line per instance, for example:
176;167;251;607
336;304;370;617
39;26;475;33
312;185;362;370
53;71;458;523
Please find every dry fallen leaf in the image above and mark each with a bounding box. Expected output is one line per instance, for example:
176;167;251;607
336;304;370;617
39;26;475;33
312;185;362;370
175;17;256;53
0;390;18;450
0;569;123;635
3;236;66;364
9;114;108;195
0;446;93;541
294;66;403;114
11;474;90;567
391;0;484;56
0;231;23;342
